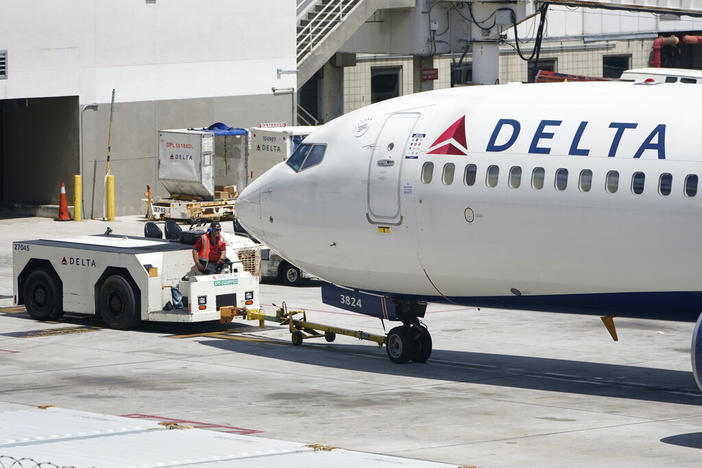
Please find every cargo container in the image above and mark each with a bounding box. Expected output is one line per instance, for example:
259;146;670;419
248;125;318;181
158;124;248;200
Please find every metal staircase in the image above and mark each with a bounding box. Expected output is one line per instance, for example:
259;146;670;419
296;0;415;86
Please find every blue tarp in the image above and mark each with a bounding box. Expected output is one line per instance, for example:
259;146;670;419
202;122;247;136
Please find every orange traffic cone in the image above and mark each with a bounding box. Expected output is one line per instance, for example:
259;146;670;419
57;182;70;221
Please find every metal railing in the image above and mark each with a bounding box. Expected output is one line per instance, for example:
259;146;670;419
297;105;320;126
297;0;361;63
296;0;317;16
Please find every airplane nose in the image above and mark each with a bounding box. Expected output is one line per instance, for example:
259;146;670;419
235;184;263;238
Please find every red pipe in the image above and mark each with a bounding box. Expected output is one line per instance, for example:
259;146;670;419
683;35;702;45
652;36;679;68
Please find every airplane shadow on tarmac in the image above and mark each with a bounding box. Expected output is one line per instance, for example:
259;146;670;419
199;337;702;407
661;432;702;448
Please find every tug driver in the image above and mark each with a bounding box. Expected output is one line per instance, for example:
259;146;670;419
192;221;227;274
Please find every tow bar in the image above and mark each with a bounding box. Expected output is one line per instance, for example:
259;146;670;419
220;303;386;347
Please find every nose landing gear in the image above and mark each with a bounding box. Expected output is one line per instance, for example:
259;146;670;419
386;323;433;363
385;299;432;363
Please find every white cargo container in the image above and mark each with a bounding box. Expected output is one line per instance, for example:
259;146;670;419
249;125;318;181
158;124;248;200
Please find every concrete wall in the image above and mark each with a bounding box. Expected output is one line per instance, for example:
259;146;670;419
81;93;289;217
1;97;78;204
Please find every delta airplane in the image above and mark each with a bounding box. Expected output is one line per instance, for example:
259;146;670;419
236;81;702;391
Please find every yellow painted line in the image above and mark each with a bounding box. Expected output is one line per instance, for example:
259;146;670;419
211;334;275;343
13;326;101;338
0;306;27;314
169;331;232;339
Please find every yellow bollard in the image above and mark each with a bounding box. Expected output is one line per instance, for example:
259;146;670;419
106;174;115;221
73;175;82;221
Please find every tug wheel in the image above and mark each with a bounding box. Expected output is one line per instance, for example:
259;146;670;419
24;268;63;321
99;275;140;330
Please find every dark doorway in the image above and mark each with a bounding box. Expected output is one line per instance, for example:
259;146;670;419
1;96;79;205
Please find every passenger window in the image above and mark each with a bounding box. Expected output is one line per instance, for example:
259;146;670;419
464;164;477;186
685;174;698;197
579;169;592;192
659;173;672;196
606;170;619;193
421;162;434;184
486;165;499;188
665;76;677;83
509;166;522;189
531;167;545;190
555;168;568;191
442;163;455;185
681;78;696;84
286;144;312;172
632;172;645;194
300;145;326;170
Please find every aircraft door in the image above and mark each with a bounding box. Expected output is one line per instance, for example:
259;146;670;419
367;112;419;224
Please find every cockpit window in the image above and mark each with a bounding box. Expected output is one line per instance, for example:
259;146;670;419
286;143;326;172
301;144;326;170
287;144;312;172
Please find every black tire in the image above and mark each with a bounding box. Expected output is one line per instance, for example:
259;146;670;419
23;268;63;321
386;326;414;363
411;326;432;363
324;331;336;343
280;262;301;286
291;330;303;346
98;275;140;330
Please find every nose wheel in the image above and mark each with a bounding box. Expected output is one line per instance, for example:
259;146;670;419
386;324;432;364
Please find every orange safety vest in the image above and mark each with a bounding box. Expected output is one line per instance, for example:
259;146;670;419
197;234;224;263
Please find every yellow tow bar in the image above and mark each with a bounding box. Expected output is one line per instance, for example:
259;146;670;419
220;303;386;347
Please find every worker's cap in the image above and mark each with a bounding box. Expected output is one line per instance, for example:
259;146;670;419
210;222;222;230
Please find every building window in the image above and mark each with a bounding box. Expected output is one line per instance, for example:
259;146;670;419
555;168;568;191
451;63;472;87
606;170;619;193
486;165;499;188
464;164;477;186
509;166;522;188
532;167;545;190
421;162;434;184
632;171;645;194
528;58;557;82
371;67;401;103
685;174;698;197
603;55;631;79
579;169;592;192
442;163;455;185
659;173;672;196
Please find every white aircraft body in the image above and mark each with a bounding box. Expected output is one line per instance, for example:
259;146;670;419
236;81;702;390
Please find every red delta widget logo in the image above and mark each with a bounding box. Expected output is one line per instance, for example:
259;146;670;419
427;116;468;156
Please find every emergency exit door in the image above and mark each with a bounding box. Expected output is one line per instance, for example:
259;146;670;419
367;113;419;224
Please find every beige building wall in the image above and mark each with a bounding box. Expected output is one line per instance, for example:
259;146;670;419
343;39;655;114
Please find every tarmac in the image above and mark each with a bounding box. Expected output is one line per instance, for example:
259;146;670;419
1;215;702;467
